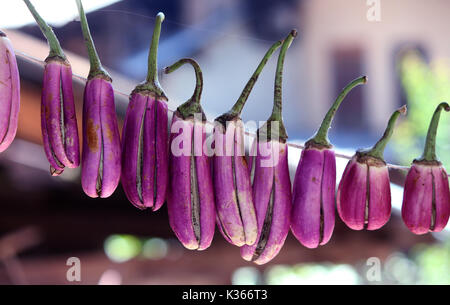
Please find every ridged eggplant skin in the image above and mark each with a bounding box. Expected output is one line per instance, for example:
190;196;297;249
213;120;257;247
41;58;80;174
121;91;168;210
401;162;450;234
241;140;291;265
0;34;20;153
167;113;215;251
291;147;336;248
337;155;391;231
81;76;121;198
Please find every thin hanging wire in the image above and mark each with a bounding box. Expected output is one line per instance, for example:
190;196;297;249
14;49;414;173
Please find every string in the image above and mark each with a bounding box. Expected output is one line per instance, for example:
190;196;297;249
14;49;415;174
97;9;276;45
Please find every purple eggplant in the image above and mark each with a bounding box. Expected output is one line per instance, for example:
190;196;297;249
121;13;168;210
24;0;80;176
165;58;215;250
241;30;296;265
290;76;367;248
76;0;121;198
0;31;20;153
337;105;406;230
402;102;450;234
213;40;282;247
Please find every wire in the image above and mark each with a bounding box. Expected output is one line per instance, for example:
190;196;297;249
14;50;416;174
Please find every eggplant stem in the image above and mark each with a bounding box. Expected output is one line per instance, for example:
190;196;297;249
23;0;66;60
364;105;406;160
420;102;450;162
230;40;282;116
311;76;367;147
76;0;110;80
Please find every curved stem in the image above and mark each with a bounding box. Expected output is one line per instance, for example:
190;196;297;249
164;58;204;119
23;0;65;60
164;58;203;104
365;105;407;160
270;30;297;123
311;75;367;147
147;13;164;85
230;40;282;115
76;0;109;79
420;102;450;161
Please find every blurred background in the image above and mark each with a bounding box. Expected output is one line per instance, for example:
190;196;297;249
0;0;448;284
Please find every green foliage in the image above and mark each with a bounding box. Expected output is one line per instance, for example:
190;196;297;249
394;51;450;167
411;241;450;284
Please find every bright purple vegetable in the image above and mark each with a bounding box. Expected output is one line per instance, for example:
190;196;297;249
0;30;20;153
213;40;282;247
77;0;121;198
24;0;80;176
241;30;296;265
337;106;406;230
291;76;367;248
121;13;168;210
165;58;215;250
402;102;450;234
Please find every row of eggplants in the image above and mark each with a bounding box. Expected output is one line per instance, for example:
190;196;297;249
0;1;446;264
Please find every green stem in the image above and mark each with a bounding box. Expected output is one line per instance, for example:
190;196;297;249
146;13;165;94
23;0;65;60
164;58;204;119
257;30;296;142
310;75;367;147
270;30;297;123
364;105;407;160
420;102;450;162
76;0;109;79
230;40;282;115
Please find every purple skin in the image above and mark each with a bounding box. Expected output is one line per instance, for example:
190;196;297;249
41;58;80;175
167;113;215;250
0;33;20;153
291;145;336;248
401;102;450;234
81;76;121;198
337;154;391;231
214;120;257;247
121;92;168;210
241;140;292;265
402;162;450;234
212;39;282;247
336;106;406;231
290;76;367;248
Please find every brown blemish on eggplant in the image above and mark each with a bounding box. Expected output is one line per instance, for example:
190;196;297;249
4;50;9;65
305;139;333;151
86;118;99;152
356;152;386;167
104;121;115;143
